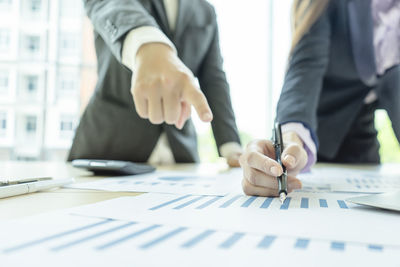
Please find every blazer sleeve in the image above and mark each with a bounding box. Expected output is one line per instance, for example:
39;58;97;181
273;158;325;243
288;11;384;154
83;0;160;62
276;5;332;148
197;8;241;155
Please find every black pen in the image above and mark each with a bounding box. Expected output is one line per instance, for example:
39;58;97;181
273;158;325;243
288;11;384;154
272;122;288;203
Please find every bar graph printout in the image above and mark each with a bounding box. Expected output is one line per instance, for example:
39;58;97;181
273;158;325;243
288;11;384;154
1;211;399;267
69;192;400;248
298;167;400;193
67;170;243;196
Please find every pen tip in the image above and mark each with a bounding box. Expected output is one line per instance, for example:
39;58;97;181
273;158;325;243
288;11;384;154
279;192;287;204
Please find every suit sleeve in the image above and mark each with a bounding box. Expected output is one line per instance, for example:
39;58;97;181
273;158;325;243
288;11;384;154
197;9;241;155
276;5;332;148
83;0;160;62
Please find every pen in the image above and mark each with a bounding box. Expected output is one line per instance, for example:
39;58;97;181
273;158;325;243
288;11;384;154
0;177;52;186
272;122;288;203
0;178;75;199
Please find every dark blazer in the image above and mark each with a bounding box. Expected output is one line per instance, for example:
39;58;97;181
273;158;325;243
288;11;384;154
277;0;400;160
68;0;241;162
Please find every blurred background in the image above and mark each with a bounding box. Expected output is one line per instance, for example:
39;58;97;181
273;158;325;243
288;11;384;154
0;0;398;162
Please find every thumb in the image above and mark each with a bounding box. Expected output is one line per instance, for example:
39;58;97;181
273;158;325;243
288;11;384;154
182;83;213;122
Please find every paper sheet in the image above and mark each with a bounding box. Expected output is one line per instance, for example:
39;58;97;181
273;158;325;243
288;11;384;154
1;207;399;267
67;170;243;196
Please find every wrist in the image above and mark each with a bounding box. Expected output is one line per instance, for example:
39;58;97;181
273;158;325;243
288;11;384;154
135;43;175;65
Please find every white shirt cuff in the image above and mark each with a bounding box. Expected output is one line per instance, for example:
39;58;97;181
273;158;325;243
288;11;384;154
281;122;317;172
220;142;243;158
122;26;177;71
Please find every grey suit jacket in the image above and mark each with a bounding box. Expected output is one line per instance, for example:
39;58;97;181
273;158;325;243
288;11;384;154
68;0;241;162
277;0;400;160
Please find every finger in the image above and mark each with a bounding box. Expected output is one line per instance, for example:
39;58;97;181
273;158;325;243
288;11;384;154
148;97;164;124
239;150;283;177
175;101;191;129
133;95;148;119
242;176;302;197
243;166;278;188
242;178;278;197
282;143;308;172
163;93;181;125
227;154;241;168
182;83;213;122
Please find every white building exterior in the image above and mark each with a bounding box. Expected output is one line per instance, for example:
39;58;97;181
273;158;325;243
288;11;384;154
0;0;88;160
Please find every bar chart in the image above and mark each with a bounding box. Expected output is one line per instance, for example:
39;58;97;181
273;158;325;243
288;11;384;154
2;214;393;257
146;193;352;211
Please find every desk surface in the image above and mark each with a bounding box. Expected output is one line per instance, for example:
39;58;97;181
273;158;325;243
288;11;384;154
0;161;398;220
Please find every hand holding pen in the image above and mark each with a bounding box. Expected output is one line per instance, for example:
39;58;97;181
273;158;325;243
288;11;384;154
239;127;308;198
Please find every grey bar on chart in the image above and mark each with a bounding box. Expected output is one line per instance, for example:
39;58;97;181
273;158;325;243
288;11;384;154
257;235;276;249
149;195;192;210
140;227;187;249
219;233;245;249
196;196;222;209
219;195;242;208
4;219;113;253
260;198;274;209
96;224;161;250
52;221;136;251
280;197;291;210
241;196;257;208
181;230;216;248
173;196;205;210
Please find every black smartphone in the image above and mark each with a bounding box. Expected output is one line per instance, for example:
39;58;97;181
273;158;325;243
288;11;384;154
72;159;156;176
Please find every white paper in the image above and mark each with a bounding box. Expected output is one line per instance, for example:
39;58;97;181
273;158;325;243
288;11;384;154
67;169;243;196
1;207;399;267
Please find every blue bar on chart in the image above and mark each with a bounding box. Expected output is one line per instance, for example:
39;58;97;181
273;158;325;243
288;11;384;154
97;224;161;250
181;230;215;248
219;195;242;208
319;199;328;208
140;227;187;250
257;235;276;249
260;198;273;209
241;196;257;208
280;197;291;210
52;222;136;251
337;200;349;209
149;195;192;210
219;233;245;249
300;198;309;209
368;244;383;252
294;238;310;249
196;196;221;209
173;196;205;210
331;241;345;251
4;219;113;253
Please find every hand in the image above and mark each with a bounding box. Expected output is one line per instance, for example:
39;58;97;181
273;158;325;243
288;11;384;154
226;152;242;168
131;43;213;129
239;132;308;196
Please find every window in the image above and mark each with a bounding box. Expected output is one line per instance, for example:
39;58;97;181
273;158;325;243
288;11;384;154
0;29;10;51
25;115;37;133
59;33;79;57
0;112;6;135
0;71;9;93
30;0;41;12
59;115;75;138
25;35;40;54
25;75;38;93
58;71;78;96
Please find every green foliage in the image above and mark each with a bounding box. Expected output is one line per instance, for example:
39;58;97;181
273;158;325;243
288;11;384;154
375;110;400;163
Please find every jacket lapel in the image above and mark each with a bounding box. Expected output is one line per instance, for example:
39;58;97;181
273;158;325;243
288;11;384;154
151;0;171;36
174;0;193;41
347;0;377;86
